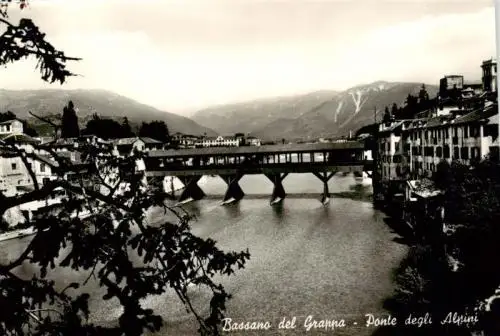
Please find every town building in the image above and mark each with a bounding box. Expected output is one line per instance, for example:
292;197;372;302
439;75;464;98
171;133;200;148
0;132;55;195
0;119;24;135
482;58;497;93
377;58;499;187
195;135;242;147
111;137;163;156
246;136;262;146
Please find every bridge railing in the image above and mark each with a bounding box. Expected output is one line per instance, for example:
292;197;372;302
144;158;371;171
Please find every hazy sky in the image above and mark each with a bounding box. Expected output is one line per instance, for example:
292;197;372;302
1;0;497;114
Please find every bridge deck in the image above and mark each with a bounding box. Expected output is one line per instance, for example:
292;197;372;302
145;161;368;176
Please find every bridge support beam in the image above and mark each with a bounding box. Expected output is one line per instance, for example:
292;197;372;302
220;173;245;204
177;175;205;204
265;173;288;205
312;171;336;205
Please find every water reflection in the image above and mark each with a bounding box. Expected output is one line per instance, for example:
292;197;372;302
0;175;407;336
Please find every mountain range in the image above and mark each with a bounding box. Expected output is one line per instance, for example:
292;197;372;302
1;81;439;140
191;81;439;141
0;89;216;136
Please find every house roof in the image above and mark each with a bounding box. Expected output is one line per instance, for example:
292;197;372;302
148;141;364;158
453;103;498;125
379;121;405;134
112;137;163;145
45;138;78;146
0;119;23;125
140;137;163;144
0;133;40;144
36;154;60;167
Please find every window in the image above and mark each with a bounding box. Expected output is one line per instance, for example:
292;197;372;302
436;147;443;157
444;146;450;158
424;146;434;156
40;163;46;173
454;147;460;159
463;126;469;138
489;146;499;161
461;147;469;160
11;163;17;170
471;147;480;159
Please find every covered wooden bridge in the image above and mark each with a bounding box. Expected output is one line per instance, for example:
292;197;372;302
144;142;372;205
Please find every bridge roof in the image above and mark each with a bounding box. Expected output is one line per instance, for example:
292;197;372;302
148;141;364;158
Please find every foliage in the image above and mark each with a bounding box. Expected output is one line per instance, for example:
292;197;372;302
0;17;80;84
61;101;80;138
1;15;250;336
121;117;134;138
382;106;391;124
83;114;135;140
139;121;169;143
381;84;436;121
389;158;500;335
0;143;250;335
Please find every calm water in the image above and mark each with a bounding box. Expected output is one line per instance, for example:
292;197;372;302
0;174;408;336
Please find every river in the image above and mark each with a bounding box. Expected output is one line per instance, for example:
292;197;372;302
0;174;408;336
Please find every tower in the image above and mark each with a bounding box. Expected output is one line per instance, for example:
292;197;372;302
481;58;497;93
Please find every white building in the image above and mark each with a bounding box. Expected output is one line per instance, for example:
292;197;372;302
378;120;407;182
0;119;23;135
246;136;262;146
195;135;241;147
0;133;56;195
404;102;498;178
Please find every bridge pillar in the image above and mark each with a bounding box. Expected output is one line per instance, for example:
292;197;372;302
177;175;205;204
265;173;288;205
312;171;336;205
220;173;245;204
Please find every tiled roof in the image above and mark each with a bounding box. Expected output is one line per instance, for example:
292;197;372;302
0;133;40;143
379;121;405;133
112;137;163;145
402;103;498;130
113;137;138;145
0;118;23;125
453;104;498;125
140;137;163;144
45;138;78;146
36;154;60;167
148;141;364;158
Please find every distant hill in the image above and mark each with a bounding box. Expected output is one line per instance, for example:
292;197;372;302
0;89;216;137
192;82;438;141
191;90;339;136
